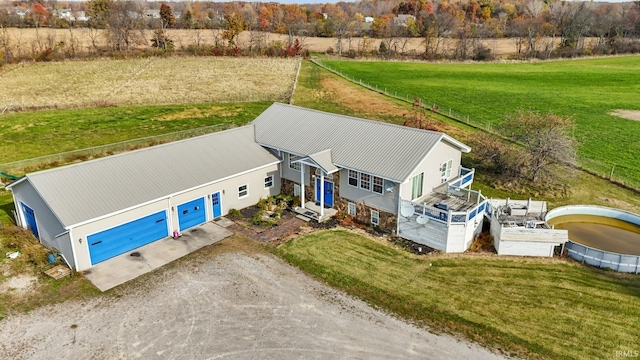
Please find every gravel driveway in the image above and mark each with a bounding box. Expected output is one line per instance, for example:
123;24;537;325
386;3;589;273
0;240;505;360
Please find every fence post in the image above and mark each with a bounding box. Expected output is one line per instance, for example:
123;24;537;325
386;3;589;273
610;165;615;180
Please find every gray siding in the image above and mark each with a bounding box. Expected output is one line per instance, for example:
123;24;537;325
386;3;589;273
338;169;399;214
11;180;74;268
281;152;310;186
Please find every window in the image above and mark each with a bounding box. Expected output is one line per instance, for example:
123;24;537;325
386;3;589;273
348;170;358;187
440;160;453;183
238;184;248;199
371;210;380;226
360;173;371;191
264;175;274;189
411;173;423;200
289;154;302;171
348;202;356;216
294;184;301;196
373;176;384;194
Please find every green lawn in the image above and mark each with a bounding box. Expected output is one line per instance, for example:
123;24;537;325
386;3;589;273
0;102;271;164
276;229;640;360
322;57;640;187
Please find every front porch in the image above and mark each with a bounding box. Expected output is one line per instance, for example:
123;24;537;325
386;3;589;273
294;201;338;222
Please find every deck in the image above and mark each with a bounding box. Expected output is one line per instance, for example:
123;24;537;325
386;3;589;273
417;191;479;212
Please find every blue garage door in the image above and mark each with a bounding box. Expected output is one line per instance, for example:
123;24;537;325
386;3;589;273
21;203;39;239
178;197;206;231
88;210;168;265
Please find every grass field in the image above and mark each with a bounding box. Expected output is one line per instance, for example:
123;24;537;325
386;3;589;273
322;57;640;187
0;57;298;109
276;229;640;360
0;101;271;164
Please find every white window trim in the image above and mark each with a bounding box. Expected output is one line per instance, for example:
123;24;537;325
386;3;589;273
238;184;249;199
441;159;453;183
372;176;384;195
371;210;380;226
360;173;371;191
348;202;356;216
412;172;424;200
264;175;274;189
294;184;301;197
289;154;302;171
348;170;359;188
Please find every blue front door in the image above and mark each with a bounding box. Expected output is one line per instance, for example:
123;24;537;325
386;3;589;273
21;203;39;239
88;210;168;265
178;197;206;231
212;192;222;219
315;178;334;207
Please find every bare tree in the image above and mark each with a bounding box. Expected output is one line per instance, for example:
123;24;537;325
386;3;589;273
500;111;576;183
106;1;145;51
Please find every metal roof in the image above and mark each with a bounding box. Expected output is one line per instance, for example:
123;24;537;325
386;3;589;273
252;103;470;183
294;149;339;174
21;125;279;228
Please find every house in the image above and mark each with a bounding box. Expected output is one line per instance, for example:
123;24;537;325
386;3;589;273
8;103;564;272
394;14;416;27
252;103;482;252
144;9;161;19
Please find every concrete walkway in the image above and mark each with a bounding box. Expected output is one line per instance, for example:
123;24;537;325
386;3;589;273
84;221;232;291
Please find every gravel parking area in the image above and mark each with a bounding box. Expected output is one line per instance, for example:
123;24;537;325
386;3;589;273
0;240;504;360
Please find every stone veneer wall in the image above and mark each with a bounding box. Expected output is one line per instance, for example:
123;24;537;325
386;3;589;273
282;167;396;232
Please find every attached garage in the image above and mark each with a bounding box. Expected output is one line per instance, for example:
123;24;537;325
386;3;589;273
88;210;169;265
7;125;281;271
177;198;206;231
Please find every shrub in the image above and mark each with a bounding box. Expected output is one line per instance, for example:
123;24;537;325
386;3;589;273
227;208;242;220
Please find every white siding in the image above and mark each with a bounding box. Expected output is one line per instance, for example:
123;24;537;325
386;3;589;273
498;242;556;257
11;181;73;268
407;140;463;195
71;164;280;271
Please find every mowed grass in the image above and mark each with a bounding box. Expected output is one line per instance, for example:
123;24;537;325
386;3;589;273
323;57;640;186
277;229;640;360
0;101;271;164
0;57;298;109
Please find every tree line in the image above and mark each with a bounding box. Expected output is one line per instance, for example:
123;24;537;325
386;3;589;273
1;0;639;63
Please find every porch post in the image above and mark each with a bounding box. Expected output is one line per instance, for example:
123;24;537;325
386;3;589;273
300;164;305;209
320;173;325;217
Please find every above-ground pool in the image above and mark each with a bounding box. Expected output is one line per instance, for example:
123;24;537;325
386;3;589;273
546;205;640;273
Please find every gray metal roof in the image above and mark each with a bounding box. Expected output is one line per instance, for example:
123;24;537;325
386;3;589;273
296;149;339;174
22;125;279;228
252;103;470;182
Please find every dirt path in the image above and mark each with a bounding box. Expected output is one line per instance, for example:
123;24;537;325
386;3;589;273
0;249;505;360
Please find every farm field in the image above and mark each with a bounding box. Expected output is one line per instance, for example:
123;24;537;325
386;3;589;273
0;101;271;164
0;57;298;110
276;229;640;360
322;56;640;188
0;27;581;58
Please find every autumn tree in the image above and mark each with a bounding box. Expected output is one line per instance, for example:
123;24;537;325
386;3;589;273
500;111;576;183
222;3;245;47
86;0;113;28
160;3;176;29
106;1;145;51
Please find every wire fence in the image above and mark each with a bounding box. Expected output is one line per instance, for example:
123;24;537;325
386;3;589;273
311;58;640;192
0;123;234;176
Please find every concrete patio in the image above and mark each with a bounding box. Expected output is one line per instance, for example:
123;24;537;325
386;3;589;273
84;221;233;291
